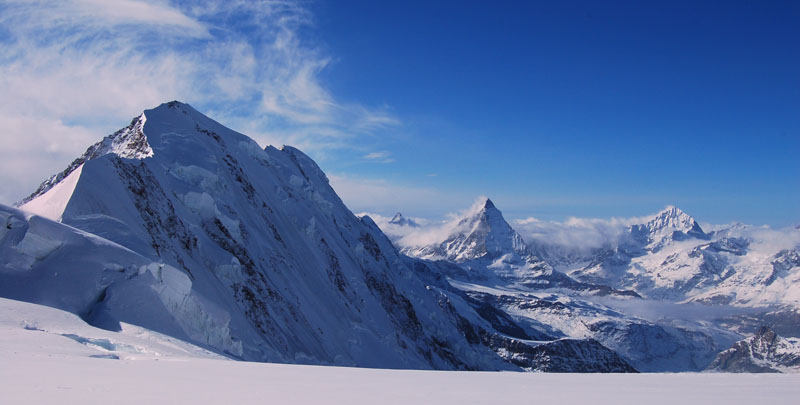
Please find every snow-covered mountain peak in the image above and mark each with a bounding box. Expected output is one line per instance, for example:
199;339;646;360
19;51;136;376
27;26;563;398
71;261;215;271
17;113;152;210
644;206;701;234
389;213;418;227
462;196;495;216
628;206;708;250
450;198;528;260
99;113;153;160
457;197;503;228
400;197;529;264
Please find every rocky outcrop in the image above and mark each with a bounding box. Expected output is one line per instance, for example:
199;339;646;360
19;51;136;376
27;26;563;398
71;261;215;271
706;326;800;373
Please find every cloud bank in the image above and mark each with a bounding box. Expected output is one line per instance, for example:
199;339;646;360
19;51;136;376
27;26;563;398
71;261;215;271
512;216;639;252
0;0;398;204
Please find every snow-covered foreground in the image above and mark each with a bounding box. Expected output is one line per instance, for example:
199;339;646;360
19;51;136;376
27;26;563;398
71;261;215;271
2;298;798;404
4;353;799;404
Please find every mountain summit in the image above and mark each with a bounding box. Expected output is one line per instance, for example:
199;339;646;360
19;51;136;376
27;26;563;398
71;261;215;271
388;212;418;227
403;197;528;263
631;206;708;249
2;101;636;372
8;101;498;368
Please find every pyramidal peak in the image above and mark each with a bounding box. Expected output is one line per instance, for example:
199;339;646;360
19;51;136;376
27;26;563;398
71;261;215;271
407;197;529;263
389;212;405;224
646;206;698;233
458;197;501;224
629;206;708;249
389;212;418;227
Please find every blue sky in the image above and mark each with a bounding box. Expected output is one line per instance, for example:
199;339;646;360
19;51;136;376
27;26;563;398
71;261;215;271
313;0;800;225
0;0;798;226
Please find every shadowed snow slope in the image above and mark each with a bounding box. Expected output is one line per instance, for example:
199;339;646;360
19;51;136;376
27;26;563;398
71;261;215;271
2;297;797;405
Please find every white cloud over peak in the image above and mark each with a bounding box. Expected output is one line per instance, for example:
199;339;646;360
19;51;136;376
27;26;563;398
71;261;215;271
0;0;398;204
512;216;638;251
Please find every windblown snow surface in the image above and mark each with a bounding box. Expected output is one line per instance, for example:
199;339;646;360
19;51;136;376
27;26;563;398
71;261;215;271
2;298;799;405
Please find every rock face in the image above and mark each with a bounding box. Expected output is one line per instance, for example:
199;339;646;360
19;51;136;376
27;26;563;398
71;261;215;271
706;326;800;373
481;335;637;373
1;101;635;373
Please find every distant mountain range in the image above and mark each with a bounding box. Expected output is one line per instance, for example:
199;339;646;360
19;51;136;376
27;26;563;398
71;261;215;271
374;196;800;372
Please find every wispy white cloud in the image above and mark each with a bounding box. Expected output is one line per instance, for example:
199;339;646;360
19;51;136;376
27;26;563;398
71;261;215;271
364;152;390;160
328;174;467;220
0;0;399;204
362;151;395;163
2;0;211;39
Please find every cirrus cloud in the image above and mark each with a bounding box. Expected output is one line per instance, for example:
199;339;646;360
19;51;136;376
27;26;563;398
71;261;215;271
0;0;399;204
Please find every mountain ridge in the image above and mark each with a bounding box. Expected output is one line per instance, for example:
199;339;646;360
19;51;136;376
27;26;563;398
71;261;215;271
2;101;637;373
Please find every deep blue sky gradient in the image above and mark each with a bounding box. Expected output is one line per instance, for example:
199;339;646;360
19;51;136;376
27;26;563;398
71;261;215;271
307;0;799;225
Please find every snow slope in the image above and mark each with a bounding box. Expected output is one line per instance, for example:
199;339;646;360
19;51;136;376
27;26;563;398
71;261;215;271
1;298;798;405
0;297;225;361
8;102;497;369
